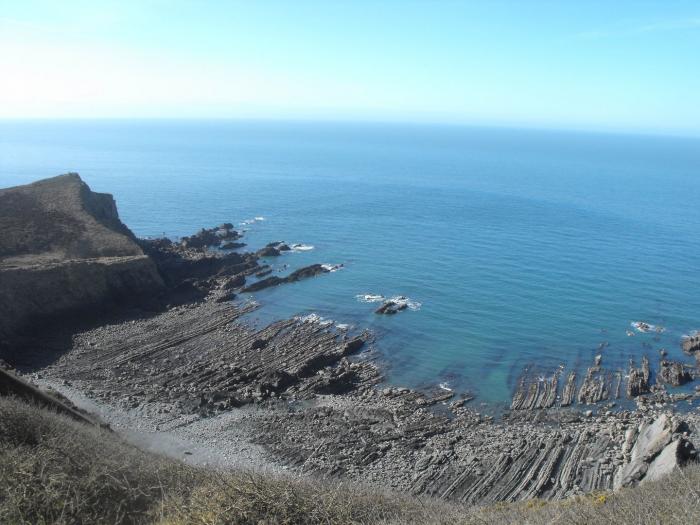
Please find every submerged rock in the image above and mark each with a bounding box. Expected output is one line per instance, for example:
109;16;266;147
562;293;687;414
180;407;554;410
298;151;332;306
241;264;332;293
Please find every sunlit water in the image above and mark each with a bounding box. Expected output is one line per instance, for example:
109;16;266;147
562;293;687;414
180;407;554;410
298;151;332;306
2;120;700;404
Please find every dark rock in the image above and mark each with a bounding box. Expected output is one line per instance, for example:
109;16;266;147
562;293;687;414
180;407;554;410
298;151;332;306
257;245;281;257
241;264;332;293
257;242;291;257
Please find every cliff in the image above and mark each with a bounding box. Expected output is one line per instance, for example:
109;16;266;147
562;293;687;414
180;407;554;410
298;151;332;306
0;174;164;342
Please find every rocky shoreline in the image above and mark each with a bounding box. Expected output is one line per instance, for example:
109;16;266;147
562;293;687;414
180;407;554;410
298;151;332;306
2;174;700;506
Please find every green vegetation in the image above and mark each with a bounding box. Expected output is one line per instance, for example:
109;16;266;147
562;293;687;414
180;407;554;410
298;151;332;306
1;395;699;524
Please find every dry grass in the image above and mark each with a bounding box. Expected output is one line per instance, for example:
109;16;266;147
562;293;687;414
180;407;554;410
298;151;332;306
2;395;700;524
0;396;458;524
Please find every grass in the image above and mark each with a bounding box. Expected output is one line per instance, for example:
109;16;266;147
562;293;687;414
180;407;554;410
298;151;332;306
2;395;700;524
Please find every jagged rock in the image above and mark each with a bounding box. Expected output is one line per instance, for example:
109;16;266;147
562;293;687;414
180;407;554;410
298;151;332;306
561;371;577;406
656;360;692;386
627;357;650;397
578;366;608;404
511;372;559;410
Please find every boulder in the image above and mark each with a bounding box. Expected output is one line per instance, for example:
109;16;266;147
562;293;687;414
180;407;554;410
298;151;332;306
631;415;673;463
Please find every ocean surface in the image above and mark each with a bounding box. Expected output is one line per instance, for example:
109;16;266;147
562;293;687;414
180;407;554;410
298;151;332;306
2;120;700;405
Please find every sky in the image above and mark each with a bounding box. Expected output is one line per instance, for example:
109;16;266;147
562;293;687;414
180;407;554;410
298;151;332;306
1;0;699;135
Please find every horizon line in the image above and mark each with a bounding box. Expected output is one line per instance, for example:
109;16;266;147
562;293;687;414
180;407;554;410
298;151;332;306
1;115;698;141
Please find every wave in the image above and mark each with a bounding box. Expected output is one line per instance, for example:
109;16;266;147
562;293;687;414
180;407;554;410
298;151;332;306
321;263;343;272
355;294;385;303
291;243;315;252
388;295;422;311
294;313;334;327
438;382;453;392
355;293;422;310
239;216;265;226
631;321;665;334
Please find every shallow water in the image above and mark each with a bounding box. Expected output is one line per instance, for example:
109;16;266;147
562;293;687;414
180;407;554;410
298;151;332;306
2;120;700;402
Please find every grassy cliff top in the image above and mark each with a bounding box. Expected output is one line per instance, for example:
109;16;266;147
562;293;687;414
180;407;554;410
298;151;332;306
0;173;143;267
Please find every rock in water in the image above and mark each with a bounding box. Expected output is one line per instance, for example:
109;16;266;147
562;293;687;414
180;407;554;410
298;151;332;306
626;357;650;397
256;242;290;257
241;264;332;293
375;299;409;315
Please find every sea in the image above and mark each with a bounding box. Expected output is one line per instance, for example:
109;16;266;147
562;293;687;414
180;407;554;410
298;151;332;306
2;119;699;405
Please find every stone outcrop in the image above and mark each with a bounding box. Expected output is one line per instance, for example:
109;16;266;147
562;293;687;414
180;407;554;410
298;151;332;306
0;174;164;344
180;224;241;250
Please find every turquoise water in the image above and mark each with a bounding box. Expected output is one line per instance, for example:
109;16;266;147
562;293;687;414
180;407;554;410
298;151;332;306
2;120;700;403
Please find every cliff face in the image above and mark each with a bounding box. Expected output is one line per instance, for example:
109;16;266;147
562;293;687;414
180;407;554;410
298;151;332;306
0;174;164;341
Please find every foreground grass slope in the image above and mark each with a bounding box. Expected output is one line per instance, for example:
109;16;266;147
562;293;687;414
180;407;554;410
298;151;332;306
1;396;700;525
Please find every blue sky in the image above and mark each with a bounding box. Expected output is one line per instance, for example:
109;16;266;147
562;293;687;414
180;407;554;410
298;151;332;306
1;1;699;134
